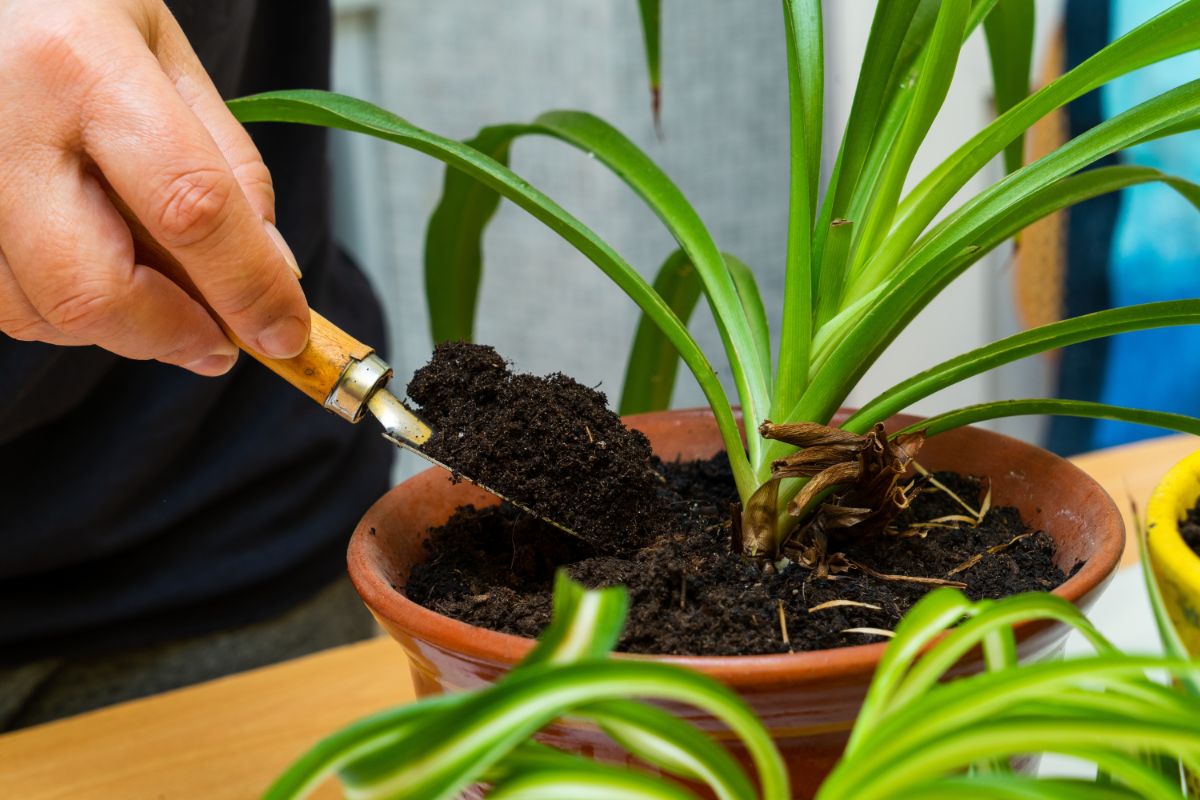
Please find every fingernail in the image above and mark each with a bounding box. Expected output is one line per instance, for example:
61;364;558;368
265;221;302;279
257;315;309;359
184;353;238;376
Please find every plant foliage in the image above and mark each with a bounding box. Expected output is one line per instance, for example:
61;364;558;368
269;528;1200;798
229;0;1200;553
262;572;787;800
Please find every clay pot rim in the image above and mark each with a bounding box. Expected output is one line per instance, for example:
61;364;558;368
348;408;1124;687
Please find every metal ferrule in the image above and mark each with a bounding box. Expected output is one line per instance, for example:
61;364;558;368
324;353;393;423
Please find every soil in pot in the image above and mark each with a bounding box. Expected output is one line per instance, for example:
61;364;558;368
403;343;1076;656
1181;497;1200;558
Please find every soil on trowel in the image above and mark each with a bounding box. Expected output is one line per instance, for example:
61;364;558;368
1181;497;1200;558
406;342;672;552
403;357;1076;655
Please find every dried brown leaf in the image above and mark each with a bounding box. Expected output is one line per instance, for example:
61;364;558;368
788;461;861;517
848;558;969;589
947;553;983;576
842;627;896;638
808;599;883;613
759;420;864;448
740;478;779;557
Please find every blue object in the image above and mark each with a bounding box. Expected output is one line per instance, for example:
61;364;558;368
1091;0;1200;449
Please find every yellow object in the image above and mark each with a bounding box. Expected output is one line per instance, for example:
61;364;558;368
1147;448;1200;657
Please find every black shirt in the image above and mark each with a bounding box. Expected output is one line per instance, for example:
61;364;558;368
0;0;393;661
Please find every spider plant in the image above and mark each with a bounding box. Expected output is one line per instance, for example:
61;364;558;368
263;571;790;800
229;0;1200;560
266;529;1200;799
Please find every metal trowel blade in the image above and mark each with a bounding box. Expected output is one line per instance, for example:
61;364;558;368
365;389;584;540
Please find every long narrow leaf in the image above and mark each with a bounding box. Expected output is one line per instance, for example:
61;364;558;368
783;80;1200;440
340;661;788;800
727;253;772;401
897;399;1200;438
423;124;521;344
228;90;754;495
847;0;971;291
620;250;703;415
845;297;1200;434
882;0;1200;278
774;0;823;419
636;0;662;128
582;700;757;800
982;0;1035;174
418;108;771;464
1137;513;1200;697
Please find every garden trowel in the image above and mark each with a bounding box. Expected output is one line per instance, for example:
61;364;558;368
116;196;581;537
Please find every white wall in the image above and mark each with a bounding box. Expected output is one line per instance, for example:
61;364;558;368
329;0;1066;478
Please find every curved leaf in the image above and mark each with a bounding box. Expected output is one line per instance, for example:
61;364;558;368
782;81;1200;440
413;108;770;467
896;399;1200;439
620;251;767;417
342;660;788;800
424;124;521;343
227;90;754;496
619;250;702;415
583;700;757;800
774;0;823;417
982;0;1035;174
637;0;662;130
848;0;971;286
881;0;1200;279
845;297;1200;434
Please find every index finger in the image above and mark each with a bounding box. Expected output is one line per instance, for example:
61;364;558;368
78;36;309;360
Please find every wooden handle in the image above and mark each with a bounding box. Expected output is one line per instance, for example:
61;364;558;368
109;188;374;409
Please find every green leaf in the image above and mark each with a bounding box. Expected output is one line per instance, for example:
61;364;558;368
487;761;700;800
1137;514;1200;697
982;0;1035;174
883;0;1200;277
845;297;1200;434
227;90;754;496
827;653;1200;799
637;0;662;130
896;399;1200;439
619;250;766;417
340;660;788;800
847;0;971;290
811;0;925;309
727;253;772;395
584;700;757;800
261;695;466;800
881;776;1147;800
619;250;703;415
847;588;976;755
520;570;628;669
530;110;772;448
412;107;771;474
785;83;1200;440
423;124;520;344
774;0;823;419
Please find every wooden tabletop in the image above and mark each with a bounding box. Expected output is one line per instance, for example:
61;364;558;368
2;433;1196;799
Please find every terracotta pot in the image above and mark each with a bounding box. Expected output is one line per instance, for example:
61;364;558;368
348;408;1124;799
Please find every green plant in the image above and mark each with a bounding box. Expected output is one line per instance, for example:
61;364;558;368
267;533;1200;799
263;572;789;800
228;0;1200;560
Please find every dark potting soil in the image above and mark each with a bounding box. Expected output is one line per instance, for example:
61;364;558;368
406;458;1071;655
401;345;1073;656
1181;497;1200;558
407;342;667;552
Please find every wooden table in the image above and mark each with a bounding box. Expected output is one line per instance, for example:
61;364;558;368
2;434;1197;799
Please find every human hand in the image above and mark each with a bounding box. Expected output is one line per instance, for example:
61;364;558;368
0;0;309;376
